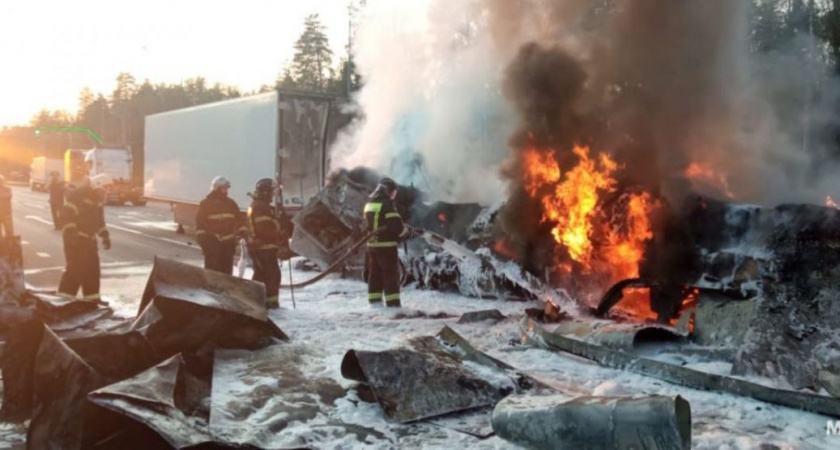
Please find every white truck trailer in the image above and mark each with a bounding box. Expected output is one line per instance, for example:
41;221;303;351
29;157;64;191
144;90;352;229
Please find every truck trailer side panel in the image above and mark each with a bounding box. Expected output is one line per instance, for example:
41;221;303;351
144;92;278;210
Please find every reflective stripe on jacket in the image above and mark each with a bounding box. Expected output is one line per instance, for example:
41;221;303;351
196;190;246;240
364;194;407;247
248;198;283;250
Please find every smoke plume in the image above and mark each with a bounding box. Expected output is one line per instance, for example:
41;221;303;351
333;0;840;276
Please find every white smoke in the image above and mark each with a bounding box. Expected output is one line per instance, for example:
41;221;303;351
330;0;519;204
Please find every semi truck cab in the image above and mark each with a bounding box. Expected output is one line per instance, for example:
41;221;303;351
65;147;146;206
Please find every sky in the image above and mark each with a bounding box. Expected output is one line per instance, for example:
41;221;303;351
0;0;351;128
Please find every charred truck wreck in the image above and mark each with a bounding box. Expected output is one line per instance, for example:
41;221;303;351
289;168;840;408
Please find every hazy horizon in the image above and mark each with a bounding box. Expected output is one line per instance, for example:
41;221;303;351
0;0;351;128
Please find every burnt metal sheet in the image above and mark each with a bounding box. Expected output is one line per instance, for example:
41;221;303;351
341;326;548;423
522;318;840;418
138;256;268;320
24;324;106;450
492;394;691;450
458;310;507;324
210;344;350;448
88;354;213;449
289;171;370;272
133;257;288;362
65;331;158;383
0;235;24;304
341;347;504;423
1;321;161;448
694;292;756;348
729;204;840;390
0;291;114;339
132;296;288;368
0;319;46;421
579;323;684;351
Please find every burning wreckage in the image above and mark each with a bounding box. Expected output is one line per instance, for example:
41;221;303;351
286;167;840;442
2;170;840;448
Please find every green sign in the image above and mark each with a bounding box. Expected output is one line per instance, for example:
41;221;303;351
34;126;103;144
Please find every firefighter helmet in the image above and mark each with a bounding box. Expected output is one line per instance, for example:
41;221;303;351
378;177;397;193
211;176;231;191
254;178;277;199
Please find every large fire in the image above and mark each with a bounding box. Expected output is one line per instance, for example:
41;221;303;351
684;161;734;199
522;144;658;288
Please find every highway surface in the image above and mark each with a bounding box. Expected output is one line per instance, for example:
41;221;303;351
8;185;203;293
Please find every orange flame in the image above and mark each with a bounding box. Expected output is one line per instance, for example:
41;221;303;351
523;149;560;196
522;144;656;285
826;195;838;209
605;192;655;279
685;162;734;199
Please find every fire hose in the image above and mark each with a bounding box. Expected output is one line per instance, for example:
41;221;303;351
277;226;479;290
279;228;384;289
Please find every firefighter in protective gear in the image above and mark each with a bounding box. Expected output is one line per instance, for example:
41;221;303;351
48;171;65;230
0;175;12;237
364;177;410;308
196;176;247;274
247;178;290;309
58;178;110;302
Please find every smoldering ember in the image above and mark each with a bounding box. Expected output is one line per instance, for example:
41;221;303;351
4;1;840;449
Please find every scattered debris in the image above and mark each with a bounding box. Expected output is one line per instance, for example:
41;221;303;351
289;171;371;274
341;326;548;423
552;320;686;351
1;321;105;448
1;257;293;448
0;236;24;304
522;318;840;418
88;354;213;449
133;257;288;365
458;309;507;324
492;394;691;450
693;292;756;348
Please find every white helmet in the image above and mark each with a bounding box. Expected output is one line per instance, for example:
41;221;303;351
211;176;231;191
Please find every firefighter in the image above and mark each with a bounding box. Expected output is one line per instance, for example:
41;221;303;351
57;177;110;302
247;178;289;309
364;177;411;308
196;176;247;274
0;175;12;237
47;171;65;230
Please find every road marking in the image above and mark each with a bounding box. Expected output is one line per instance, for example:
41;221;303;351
24;202;47;210
25;215;54;226
24;260;144;275
36;252;50;258
21;240;29;245
107;223;196;249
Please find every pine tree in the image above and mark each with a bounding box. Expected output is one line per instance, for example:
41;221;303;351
78;87;95;113
291;14;334;92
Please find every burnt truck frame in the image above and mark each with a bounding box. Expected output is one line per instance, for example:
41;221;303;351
143;90;353;230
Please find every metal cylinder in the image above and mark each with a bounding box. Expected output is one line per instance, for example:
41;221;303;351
492;394;691;450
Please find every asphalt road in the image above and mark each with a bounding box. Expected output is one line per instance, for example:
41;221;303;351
8;185;203;290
